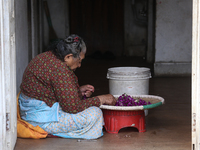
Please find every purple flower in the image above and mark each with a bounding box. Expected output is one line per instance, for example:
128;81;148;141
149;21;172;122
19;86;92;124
115;93;152;106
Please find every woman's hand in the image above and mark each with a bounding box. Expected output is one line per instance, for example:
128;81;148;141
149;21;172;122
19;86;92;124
97;94;116;106
79;84;94;98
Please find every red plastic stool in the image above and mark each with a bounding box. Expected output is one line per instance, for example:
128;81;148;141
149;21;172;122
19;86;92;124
102;109;146;133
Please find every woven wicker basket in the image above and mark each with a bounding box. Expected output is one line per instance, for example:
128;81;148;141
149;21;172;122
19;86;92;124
100;95;164;111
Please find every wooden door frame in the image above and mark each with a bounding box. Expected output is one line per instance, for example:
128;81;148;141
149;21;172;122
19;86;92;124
192;0;200;150
0;0;17;150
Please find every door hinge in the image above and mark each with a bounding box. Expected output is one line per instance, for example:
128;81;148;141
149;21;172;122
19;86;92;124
6;113;10;130
192;113;196;132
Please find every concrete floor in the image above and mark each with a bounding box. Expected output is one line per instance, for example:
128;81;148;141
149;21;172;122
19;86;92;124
14;56;191;150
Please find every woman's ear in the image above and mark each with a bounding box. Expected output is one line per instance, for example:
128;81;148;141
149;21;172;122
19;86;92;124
64;54;73;62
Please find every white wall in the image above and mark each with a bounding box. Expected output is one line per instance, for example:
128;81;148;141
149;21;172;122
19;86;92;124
154;0;192;76
15;0;29;93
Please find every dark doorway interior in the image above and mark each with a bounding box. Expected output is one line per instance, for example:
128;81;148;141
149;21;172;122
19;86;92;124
69;0;124;57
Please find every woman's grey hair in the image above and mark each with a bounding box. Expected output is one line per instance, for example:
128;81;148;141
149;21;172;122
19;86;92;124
48;34;86;61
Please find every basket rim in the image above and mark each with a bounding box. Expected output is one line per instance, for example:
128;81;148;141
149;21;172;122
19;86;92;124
100;94;164;111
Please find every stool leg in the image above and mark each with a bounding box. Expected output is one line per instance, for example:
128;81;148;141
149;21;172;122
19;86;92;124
104;117;119;134
139;115;146;132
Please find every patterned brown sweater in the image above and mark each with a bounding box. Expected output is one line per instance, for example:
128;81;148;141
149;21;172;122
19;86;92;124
20;51;100;114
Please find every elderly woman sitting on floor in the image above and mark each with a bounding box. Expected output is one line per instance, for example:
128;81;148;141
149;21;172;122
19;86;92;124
18;34;116;139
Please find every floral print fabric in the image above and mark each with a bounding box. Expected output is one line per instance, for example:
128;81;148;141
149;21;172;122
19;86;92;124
19;93;104;139
45;106;104;139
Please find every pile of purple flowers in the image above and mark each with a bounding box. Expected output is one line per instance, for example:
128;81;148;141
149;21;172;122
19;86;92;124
115;93;151;106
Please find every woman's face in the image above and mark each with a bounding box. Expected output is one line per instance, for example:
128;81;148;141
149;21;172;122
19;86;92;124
64;51;86;71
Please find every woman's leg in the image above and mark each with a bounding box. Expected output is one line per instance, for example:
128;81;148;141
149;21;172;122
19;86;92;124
44;106;104;139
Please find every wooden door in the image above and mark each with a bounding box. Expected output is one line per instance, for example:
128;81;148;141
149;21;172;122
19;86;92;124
69;0;124;57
